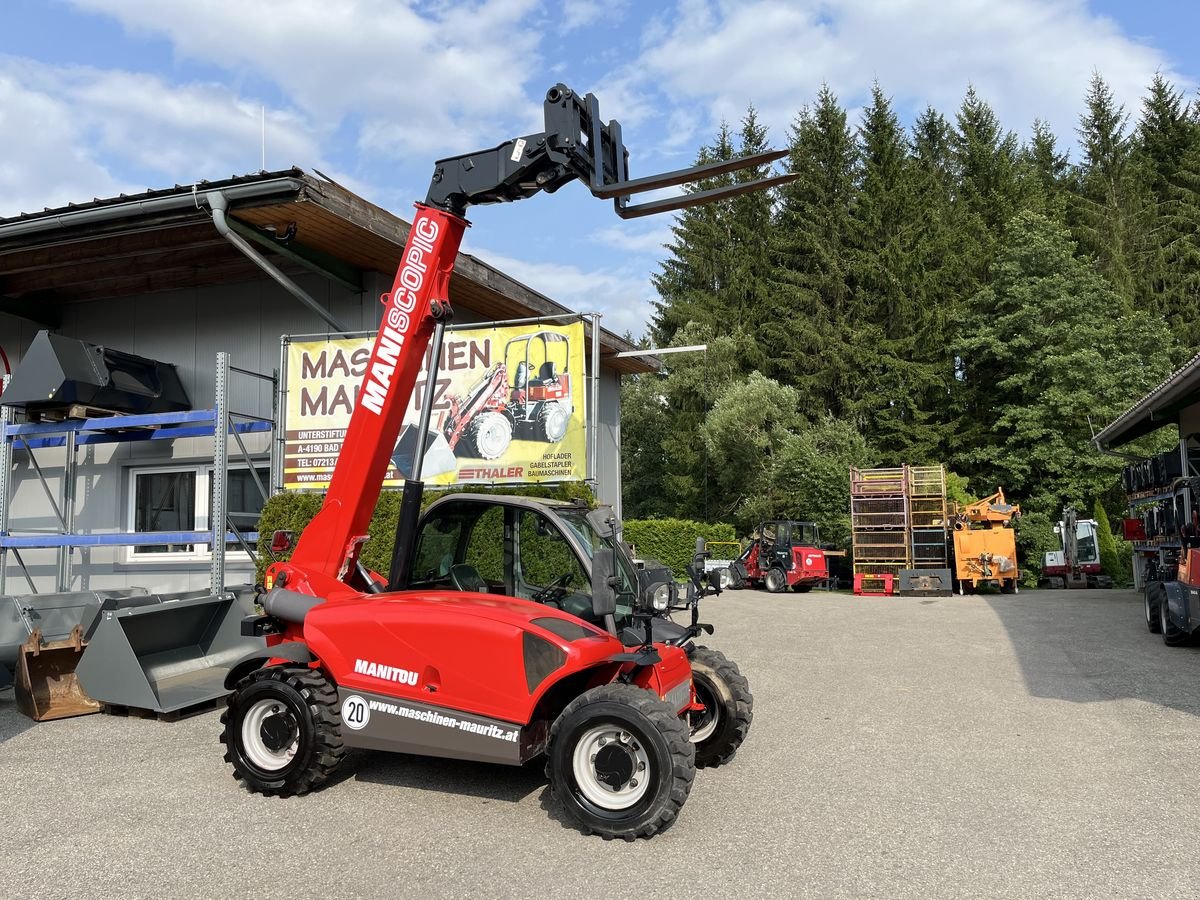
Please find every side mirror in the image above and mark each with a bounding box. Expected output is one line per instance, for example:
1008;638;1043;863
590;548;617;619
586;507;616;535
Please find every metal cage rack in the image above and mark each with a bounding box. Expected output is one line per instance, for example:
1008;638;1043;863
851;464;948;594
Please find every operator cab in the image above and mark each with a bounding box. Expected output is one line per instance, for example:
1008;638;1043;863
409;497;638;628
754;520;821;549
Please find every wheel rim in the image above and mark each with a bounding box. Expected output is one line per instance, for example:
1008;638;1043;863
240;698;300;772
544;405;569;441
477;415;511;459
689;677;721;744
571;724;651;811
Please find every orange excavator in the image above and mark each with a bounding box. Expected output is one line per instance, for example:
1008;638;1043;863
951;489;1020;594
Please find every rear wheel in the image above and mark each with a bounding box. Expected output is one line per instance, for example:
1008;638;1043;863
535;401;570;442
1146;582;1162;634
220;666;345;796
688;647;753;768
461;411;513;459
547;683;694;840
765;567;788;594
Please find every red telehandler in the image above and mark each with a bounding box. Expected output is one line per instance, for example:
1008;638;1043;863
218;84;794;839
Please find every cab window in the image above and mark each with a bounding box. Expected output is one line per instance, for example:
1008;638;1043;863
462;505;506;587
411;513;464;585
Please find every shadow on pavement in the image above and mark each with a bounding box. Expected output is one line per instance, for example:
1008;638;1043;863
353;749;550;804
985;588;1200;717
0;687;36;745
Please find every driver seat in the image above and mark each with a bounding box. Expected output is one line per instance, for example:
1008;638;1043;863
450;563;489;593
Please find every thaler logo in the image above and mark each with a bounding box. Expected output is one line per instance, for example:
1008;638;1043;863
360;216;440;416
354;658;419;687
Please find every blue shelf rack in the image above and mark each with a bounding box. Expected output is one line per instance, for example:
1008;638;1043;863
0;353;276;594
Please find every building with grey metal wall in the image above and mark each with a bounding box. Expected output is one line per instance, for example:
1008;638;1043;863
0;169;655;596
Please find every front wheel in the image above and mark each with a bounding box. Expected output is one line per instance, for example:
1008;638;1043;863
688;647;753;768
547;683;694;839
220;666;345;796
1161;591;1189;647
765;567;788;593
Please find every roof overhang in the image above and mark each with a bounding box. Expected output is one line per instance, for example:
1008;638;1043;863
0;168;657;374
1094;351;1200;449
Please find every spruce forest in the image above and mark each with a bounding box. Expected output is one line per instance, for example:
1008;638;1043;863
622;73;1198;567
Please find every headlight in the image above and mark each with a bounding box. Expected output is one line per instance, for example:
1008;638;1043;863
652;583;672;611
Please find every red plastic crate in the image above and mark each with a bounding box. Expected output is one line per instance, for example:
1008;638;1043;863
853;573;895;596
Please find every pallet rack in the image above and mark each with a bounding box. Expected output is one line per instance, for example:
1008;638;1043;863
0;353;275;594
851;464;948;594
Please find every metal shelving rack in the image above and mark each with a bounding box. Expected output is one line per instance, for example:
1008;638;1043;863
907;465;949;571
0;353;276;595
851;467;910;586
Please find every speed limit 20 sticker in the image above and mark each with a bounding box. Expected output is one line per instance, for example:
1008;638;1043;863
341;695;370;730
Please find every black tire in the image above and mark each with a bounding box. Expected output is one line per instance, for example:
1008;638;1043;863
1146;582;1163;634
546;683;694;840
220;666;345;796
459;411;513;459
1161;592;1188;647
688;647;753;768
791;583;814;593
535;401;570;442
765;567;788;594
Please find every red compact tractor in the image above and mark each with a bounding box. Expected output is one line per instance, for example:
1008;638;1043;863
217;84;793;839
442;330;573;459
729;520;828;593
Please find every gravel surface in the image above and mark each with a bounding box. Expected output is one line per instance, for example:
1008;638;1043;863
3;587;1199;899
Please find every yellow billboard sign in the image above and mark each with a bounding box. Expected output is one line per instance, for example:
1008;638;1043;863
282;322;587;489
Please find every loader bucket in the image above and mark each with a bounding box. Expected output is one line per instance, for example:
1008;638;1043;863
15;626;101;721
392;426;457;480
75;591;263;714
4;590;156;721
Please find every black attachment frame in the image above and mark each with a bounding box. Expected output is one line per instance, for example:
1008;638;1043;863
425;84;797;218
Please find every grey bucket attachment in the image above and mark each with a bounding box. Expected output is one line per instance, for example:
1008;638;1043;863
392;425;457;480
898;568;953;597
2;330;191;417
76;591;263;714
0;590;155;720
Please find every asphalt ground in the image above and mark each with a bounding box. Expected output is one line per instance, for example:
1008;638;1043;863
3;587;1199;900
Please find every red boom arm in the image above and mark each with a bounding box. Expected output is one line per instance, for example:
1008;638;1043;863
271;205;467;591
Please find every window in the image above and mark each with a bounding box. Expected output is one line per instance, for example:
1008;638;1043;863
133;469;197;554
127;463;270;562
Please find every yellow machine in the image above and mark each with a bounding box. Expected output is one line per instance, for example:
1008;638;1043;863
951;489;1020;594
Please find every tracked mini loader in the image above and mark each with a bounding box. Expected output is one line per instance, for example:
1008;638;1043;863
219;84;792;839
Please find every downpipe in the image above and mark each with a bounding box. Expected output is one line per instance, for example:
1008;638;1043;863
206;191;348;333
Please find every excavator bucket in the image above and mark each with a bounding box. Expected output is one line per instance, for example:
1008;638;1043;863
15;625;100;721
75;590;262;714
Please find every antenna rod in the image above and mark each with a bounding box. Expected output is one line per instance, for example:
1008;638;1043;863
261;105;266;171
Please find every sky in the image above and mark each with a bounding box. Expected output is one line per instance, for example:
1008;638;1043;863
1;0;1197;340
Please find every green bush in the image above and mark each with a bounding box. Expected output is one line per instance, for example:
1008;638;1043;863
255;482;595;583
623;518;738;578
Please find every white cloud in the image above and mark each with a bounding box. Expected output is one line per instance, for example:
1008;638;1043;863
464;244;656;339
67;0;544;158
561;0;626;33
590;224;673;255
618;0;1187;147
0;58;337;217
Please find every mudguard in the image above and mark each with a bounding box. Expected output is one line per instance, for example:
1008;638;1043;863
1162;581;1191;632
223;640;315;689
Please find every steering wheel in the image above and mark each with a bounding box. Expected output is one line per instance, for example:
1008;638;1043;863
531;572;574;604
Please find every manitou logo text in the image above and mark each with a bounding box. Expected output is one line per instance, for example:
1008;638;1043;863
360;215;441;416
354;658;419;686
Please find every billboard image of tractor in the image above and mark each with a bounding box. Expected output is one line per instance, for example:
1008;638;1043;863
443;330;574;460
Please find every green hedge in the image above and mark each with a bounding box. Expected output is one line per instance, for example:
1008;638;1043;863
622;518;738;578
255;482;596;583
